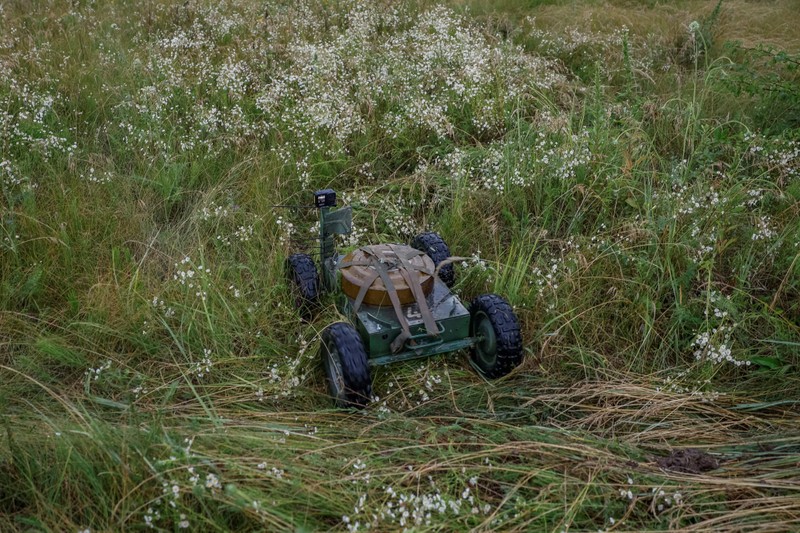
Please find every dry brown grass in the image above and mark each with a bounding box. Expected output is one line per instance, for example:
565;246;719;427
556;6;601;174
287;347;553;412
456;0;800;52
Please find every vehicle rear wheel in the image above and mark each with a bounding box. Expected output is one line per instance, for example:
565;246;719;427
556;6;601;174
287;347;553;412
286;253;319;318
320;323;372;408
411;232;455;288
469;294;523;378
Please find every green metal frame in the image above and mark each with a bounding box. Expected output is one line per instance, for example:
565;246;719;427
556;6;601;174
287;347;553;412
315;190;478;366
341;281;476;367
319;204;351;292
368;338;475;367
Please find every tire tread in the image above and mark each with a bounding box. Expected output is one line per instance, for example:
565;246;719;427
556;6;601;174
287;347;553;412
411;232;455;287
322;323;372;408
287;253;319;315
469;294;523;378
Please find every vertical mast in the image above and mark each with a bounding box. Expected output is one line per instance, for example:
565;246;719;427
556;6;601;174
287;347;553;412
314;189;338;291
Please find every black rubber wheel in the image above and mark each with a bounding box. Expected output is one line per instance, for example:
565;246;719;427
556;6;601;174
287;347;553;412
469;294;523;378
411;232;455;288
286;253;319;317
320;323;372;408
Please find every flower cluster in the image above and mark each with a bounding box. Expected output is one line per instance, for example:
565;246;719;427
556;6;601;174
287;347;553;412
745;133;799;181
668;183;722;218
134;436;213;530
378;195;419;239
275;216;295;246
102;0;568;174
690;292;750;368
690;324;743;366
342;477;493;532
82;167;113;184
204;473;221;491
173;257;209;288
652;487;683;513
143;507;160;529
252;335;311;401
189;349;214;379
151;296;176;318
434;123;591;195
529;253;576;313
85;360;112;381
1;159;34;193
253;2;567;188
751;215;776;241
339;224;367;248
0;82;76;163
460;251;488;272
527;20;656;77
745;188;763;207
233;225;254;242
172;256;211;301
114;4;266;158
656;372;723;402
201;203;231;221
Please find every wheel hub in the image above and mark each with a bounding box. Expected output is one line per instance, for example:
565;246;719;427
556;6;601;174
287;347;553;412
474;311;497;367
322;342;346;403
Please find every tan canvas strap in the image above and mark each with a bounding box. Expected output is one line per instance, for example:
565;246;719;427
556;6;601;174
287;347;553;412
394;248;438;336
357;248;413;352
351;268;381;311
339;245;440;353
336;256;381;311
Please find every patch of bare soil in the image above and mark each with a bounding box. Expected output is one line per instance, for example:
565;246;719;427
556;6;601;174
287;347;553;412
657;448;720;474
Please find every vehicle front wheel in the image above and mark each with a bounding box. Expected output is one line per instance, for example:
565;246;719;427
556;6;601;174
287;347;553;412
469;294;523;378
320;323;372;408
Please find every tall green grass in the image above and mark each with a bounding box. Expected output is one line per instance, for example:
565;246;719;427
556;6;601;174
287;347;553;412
1;0;799;530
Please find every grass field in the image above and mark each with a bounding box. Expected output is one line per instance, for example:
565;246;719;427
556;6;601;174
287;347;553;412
1;0;800;530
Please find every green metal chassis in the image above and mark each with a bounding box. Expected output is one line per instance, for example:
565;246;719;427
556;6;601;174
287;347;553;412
342;275;476;367
318;203;479;367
